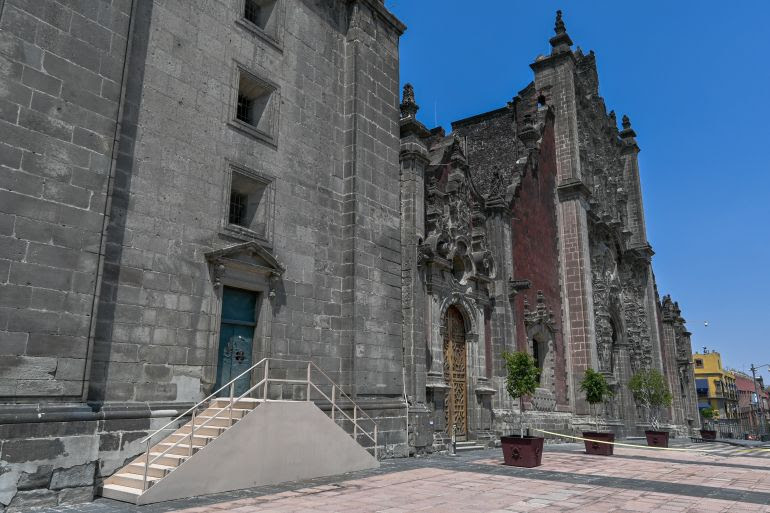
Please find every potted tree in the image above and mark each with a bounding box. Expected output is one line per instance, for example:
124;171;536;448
579;368;615;456
500;351;544;467
629;369;673;447
699;407;717;440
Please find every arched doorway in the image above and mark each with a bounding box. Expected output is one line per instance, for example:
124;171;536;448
444;306;468;440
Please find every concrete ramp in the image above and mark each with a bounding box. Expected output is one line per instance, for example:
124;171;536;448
136;401;378;504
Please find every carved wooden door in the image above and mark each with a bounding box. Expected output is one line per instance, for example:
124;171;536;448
443;307;468;440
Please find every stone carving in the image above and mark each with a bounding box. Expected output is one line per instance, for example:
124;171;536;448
419;135;495;284
590;243;621;373
532;388;556;412
400;83;419;119
620;261;652;373
523;290;555;330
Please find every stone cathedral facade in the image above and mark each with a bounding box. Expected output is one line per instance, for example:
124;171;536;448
398;11;699;449
0;1;696;508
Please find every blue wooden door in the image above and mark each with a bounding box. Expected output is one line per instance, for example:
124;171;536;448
216;287;257;397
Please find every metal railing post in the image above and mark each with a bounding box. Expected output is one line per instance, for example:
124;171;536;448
354;406;358;440
331;386;336;422
306;362;311;401
189;409;196;457
229;382;235;425
374;424;378;459
263;359;269;401
143;439;150;491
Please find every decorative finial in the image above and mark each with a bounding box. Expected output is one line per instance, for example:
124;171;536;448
609;110;616;124
619;114;637;140
449;137;466;163
549;10;573;54
554;10;566;35
400;83;418;118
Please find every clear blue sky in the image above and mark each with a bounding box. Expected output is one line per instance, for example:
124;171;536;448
387;1;770;381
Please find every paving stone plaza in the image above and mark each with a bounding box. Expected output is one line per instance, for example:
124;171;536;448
32;441;770;512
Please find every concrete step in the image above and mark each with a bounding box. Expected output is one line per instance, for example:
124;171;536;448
199;406;252;419
454;441;486;452
125;462;176;479
166;433;217;446
100;483;142;503
177;424;226;437
156;441;205;456
192;415;238;428
147;452;188;467
109;472;160;490
210;398;263;409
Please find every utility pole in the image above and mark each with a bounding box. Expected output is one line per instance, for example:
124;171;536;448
750;364;767;438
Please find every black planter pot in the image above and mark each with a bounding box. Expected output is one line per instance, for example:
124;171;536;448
582;432;615;456
645;430;670;447
700;429;717;441
500;436;544;468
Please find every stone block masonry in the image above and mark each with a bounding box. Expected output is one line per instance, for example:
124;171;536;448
1;0;407;507
0;0;132;399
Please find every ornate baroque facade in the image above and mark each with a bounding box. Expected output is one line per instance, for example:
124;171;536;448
398;11;698;449
0;2;696;507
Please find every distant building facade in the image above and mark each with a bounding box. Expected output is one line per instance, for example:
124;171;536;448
0;2;697;509
694;351;738;419
734;371;769;434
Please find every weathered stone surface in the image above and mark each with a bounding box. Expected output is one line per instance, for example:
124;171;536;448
56;486;94;505
5;489;58;512
15;466;52;491
50;463;95;490
0;438;65;463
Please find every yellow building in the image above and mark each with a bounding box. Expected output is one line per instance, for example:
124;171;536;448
693;350;739;419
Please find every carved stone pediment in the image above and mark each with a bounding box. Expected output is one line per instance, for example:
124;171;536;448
205;241;285;292
523;290;556;331
419;135;496;285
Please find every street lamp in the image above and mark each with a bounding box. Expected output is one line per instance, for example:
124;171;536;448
750;363;769;437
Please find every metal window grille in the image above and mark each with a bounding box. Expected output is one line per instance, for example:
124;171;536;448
244;0;261;25
237;94;254;125
229;190;248;227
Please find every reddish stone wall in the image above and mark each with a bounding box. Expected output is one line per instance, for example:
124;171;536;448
511;118;567;405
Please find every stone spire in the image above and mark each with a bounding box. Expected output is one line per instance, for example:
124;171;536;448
549;10;573;54
400;83;419;118
619;114;637;139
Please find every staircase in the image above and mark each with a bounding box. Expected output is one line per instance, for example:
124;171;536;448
101;398;261;502
454;440;487;453
99;358;379;505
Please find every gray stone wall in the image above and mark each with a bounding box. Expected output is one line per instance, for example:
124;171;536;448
87;0;405;407
0;0;132;400
1;0;408;506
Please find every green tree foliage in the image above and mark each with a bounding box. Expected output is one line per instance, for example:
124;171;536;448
629;369;673;430
502;351;541;437
699;406;716;430
580;368;613;431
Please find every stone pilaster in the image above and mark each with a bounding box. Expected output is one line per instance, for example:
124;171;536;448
342;1;406;405
398;84;432;453
619;116;648;248
530;12;597;414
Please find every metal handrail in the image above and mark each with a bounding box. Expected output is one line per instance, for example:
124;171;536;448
144;376;268;465
136;357;379;493
141;357;269;444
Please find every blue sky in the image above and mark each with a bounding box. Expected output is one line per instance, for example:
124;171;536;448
387;1;770;381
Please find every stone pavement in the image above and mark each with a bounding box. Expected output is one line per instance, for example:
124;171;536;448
33;441;770;513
